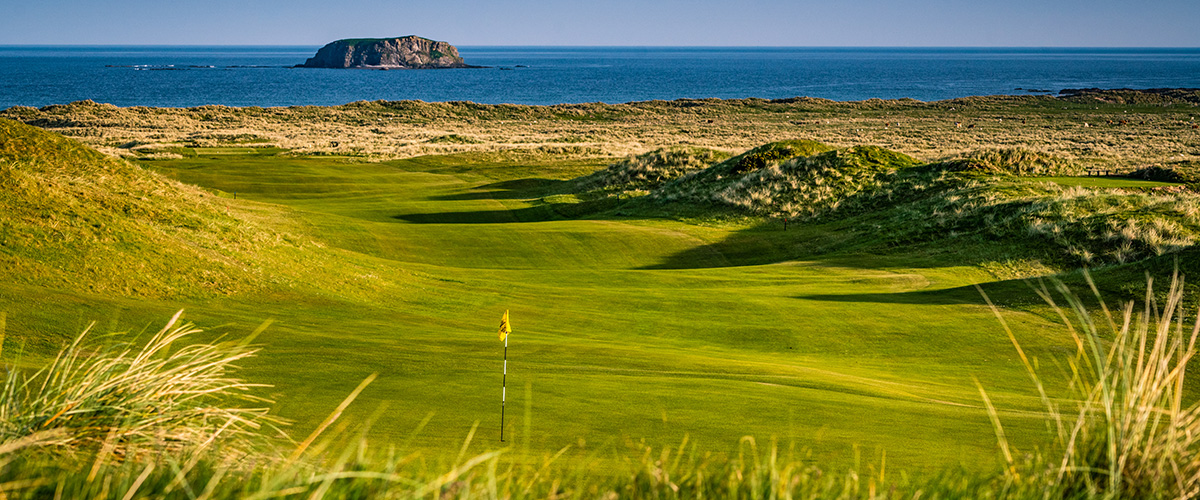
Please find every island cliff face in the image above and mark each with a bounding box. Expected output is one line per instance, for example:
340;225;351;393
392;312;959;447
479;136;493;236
299;36;472;69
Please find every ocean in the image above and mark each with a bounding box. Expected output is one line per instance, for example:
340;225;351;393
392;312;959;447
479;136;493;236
1;46;1198;108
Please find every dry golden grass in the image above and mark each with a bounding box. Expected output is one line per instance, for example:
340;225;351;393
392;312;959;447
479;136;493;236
574;146;730;193
980;270;1200;499
0;118;415;303
2;91;1198;167
0;311;278;455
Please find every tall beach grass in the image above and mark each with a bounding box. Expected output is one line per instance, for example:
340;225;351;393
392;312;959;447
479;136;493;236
979;268;1200;499
0;310;277;455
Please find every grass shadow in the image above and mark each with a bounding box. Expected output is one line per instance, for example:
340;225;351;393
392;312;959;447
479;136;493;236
796;287;982;305
396;196;622;224
431;178;568;201
636;219;855;270
393;206;559;224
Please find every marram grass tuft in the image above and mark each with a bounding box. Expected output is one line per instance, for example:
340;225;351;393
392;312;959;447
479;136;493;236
0;310;280;455
979;268;1200;499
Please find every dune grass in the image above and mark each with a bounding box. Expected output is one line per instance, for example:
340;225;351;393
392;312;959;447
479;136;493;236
0;118;295;299
977;269;1200;499
4;91;1199;168
0;311;277;454
572;146;731;195
608;143;1200;268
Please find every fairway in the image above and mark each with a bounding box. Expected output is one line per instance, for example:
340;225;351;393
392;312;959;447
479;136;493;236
19;149;1074;477
194;147;261;155
1033;176;1183;189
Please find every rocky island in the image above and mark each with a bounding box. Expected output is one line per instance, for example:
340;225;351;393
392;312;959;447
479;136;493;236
298;36;477;69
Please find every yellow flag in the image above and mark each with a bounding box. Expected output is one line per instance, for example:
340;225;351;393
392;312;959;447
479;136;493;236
498;310;511;341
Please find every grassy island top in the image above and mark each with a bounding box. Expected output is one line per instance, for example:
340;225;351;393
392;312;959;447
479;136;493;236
329;36;438;47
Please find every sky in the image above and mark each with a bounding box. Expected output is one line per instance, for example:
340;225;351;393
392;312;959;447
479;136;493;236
3;0;1199;47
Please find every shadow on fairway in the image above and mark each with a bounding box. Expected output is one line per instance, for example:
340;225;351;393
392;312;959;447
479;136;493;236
796;287;984;305
795;262;1200;311
637;219;846;269
396;195;621;224
432;178;568;201
393;206;557;224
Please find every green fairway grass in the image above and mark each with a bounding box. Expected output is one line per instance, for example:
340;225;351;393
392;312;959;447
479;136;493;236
1033;176;1183;188
107;150;1084;475
6;121;1184;482
192;146;284;155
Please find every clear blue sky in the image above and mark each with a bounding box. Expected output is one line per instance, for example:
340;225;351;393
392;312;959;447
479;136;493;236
4;0;1198;46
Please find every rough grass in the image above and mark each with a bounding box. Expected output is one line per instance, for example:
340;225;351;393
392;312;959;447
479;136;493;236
583;140;1200;267
572;146;730;194
0;119;278;298
0;119;443;311
709;146;917;217
382;135;1200;298
652;140;833;205
979;270;1200;499
427;134;483;145
0;311;276;455
4;91;1199;167
938;148;1080;176
1130;161;1200;189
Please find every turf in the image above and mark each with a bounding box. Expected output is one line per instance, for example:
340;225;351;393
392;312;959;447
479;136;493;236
193;147;271;155
1;126;1161;479
117;149;1083;474
1033;176;1183;188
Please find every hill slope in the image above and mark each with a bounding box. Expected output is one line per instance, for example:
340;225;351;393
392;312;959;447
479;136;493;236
557;140;1200;269
0;118;282;297
0;119;425;307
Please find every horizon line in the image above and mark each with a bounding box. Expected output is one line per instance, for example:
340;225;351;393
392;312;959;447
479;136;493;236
1;43;1199;49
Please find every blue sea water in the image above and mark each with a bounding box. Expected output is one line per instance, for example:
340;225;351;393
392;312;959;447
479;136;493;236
1;46;1199;108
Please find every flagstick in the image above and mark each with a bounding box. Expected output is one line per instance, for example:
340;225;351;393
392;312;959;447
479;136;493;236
501;334;508;442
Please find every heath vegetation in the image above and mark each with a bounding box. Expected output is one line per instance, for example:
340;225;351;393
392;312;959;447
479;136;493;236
2;89;1198;167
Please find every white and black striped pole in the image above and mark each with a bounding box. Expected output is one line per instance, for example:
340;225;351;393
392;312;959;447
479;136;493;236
500;332;508;442
498;310;511;442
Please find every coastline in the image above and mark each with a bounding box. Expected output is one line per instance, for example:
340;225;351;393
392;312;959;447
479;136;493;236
4;46;1200;108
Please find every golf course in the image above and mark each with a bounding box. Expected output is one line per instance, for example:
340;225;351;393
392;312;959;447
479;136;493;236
2;91;1200;497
